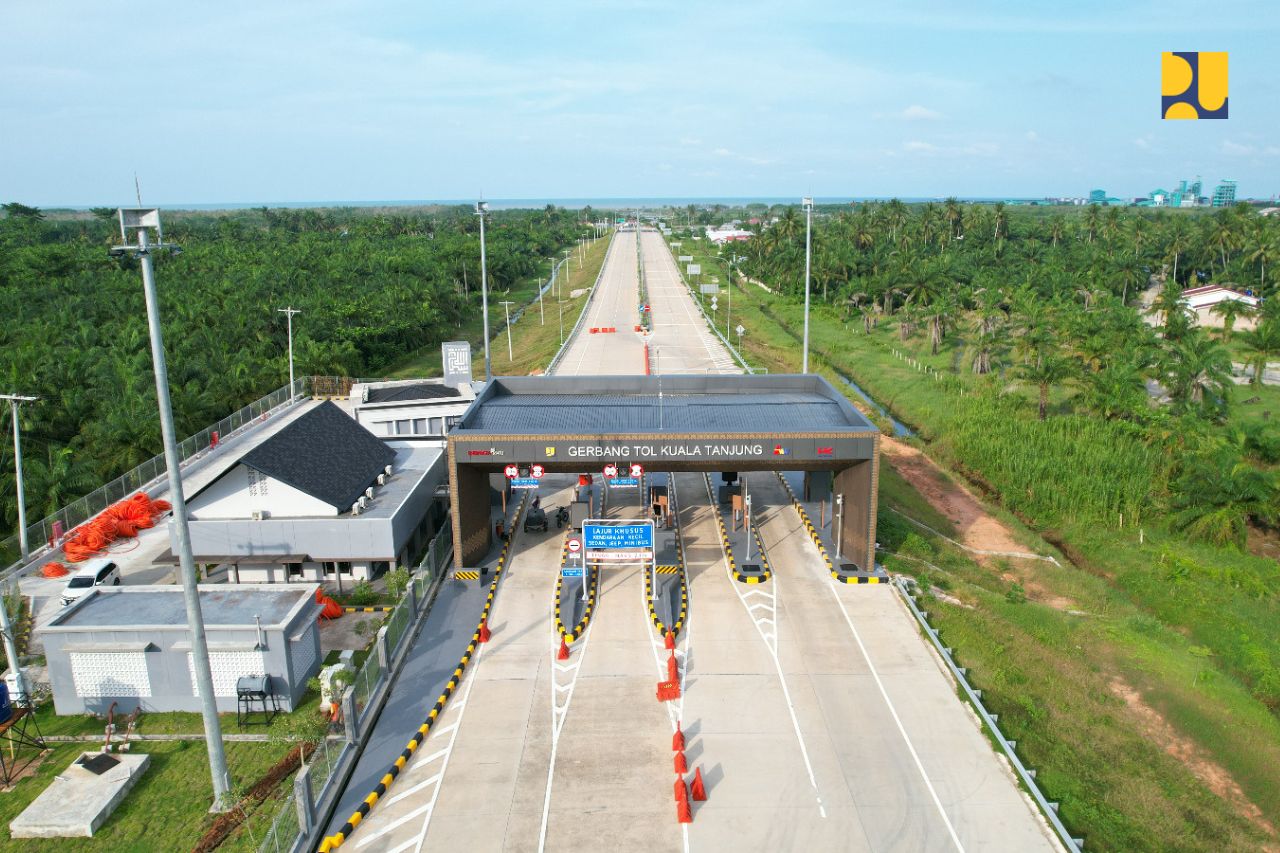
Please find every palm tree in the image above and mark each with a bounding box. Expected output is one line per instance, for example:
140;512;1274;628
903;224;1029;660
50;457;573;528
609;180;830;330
1165;223;1191;285
943;198;963;241
1083;204;1101;244
1015;349;1074;420
1246;225;1277;291
1171;449;1278;548
1237;321;1280;387
968;313;1007;375
1209;297;1255;342
1165;332;1234;417
1077;363;1148;420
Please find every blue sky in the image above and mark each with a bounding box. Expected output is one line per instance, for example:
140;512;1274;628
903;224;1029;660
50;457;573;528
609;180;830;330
3;0;1277;206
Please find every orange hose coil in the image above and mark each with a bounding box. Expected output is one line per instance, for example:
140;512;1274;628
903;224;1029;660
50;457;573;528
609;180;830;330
63;493;172;563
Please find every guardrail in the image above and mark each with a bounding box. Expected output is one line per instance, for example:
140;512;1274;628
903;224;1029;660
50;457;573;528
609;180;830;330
545;233;616;376
257;524;454;853
893;576;1084;852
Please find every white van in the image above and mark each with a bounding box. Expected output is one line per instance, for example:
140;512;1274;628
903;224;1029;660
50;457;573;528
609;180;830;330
60;559;121;607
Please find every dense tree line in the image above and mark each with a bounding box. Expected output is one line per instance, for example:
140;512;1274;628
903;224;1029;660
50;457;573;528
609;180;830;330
731;200;1280;547
0;204;589;545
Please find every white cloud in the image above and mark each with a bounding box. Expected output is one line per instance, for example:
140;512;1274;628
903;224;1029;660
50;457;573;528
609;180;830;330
900;104;942;120
1222;140;1255;155
712;147;733;156
903;140;937;152
1133;136;1153;150
1026;130;1039;142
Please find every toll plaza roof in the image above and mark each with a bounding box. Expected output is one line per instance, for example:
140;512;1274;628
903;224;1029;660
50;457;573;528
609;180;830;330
455;374;876;435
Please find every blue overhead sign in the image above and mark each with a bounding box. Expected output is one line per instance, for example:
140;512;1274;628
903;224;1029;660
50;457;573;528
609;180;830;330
561;567;584;578
583;522;653;550
510;478;540;489
607;477;639;488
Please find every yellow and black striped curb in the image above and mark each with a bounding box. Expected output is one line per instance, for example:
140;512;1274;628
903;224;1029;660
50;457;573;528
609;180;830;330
646;474;687;640
453;570;480;581
554;535;598;643
341;605;395;613
773;473;886;585
705;473;772;585
319;492;528;852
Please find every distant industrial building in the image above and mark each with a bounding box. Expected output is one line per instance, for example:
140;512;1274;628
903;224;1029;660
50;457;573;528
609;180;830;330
40;585;321;715
170;401;449;584
1212;180;1237;207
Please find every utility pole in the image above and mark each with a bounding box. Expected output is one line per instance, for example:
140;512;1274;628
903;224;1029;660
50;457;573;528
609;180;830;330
727;254;745;340
276;307;301;400
500;300;516;362
559;300;565;345
111;208;230;809
477;201;492;381
0;393;37;709
802;196;814;374
538;271;546;325
1;394;37;558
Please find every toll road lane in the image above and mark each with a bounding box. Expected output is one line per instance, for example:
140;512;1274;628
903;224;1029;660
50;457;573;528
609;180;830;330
750;473;1058;852
346;476;575;853
640;230;741;375
555;230;646;377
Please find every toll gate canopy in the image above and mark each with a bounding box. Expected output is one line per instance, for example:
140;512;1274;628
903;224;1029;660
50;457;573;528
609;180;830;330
447;374;881;571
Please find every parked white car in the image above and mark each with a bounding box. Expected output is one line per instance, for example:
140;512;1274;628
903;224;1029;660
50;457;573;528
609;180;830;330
60;559;121;607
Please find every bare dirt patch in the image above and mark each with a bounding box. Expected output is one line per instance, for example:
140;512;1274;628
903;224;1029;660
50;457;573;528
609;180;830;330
881;437;1026;555
1109;677;1279;846
880;437;1078;610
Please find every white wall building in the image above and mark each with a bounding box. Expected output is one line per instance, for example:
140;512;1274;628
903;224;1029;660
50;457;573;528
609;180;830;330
351;379;476;443
173;401;449;585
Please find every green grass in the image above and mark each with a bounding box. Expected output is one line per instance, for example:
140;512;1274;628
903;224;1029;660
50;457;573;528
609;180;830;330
685;238;1280;851
27;687;322;738
385;236;610;379
0;741;291;851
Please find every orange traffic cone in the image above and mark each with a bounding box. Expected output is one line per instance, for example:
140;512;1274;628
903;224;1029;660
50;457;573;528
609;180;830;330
674;776;688;802
672;722;685;752
677;799;692;824
667;654;679;682
674;751;688;774
557;638;570;660
664;630;676;650
690;767;707;801
478;621;491;643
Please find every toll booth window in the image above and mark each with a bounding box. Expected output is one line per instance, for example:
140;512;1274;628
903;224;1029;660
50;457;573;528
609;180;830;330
413;418;427;434
429;417;444;435
395;419;411;435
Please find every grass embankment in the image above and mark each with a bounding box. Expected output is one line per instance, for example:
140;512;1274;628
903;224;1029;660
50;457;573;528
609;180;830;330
386;235;611;378
677;236;1280;852
0;741;289;851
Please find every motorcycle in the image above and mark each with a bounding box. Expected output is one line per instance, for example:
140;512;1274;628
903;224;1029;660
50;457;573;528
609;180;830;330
554;506;571;529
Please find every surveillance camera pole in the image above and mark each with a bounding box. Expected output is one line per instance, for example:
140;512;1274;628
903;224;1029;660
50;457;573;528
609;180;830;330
113;209;230;809
0;394;37;558
476;201;492;382
0;393;35;707
802;197;814;374
277;307;301;401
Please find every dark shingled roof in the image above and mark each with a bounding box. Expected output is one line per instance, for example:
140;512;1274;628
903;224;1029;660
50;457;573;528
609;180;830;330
241;401;395;510
364;382;464;404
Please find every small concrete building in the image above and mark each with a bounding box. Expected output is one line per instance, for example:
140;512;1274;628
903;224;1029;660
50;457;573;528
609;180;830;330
39;585;321;715
351;379;476;444
171;401;449;583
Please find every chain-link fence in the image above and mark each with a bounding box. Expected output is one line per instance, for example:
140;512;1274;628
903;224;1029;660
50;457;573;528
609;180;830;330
351;647;383;720
307;737;344;810
258;790;301;853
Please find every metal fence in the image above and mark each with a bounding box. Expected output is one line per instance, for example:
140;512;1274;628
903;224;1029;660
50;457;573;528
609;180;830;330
258;790;301;853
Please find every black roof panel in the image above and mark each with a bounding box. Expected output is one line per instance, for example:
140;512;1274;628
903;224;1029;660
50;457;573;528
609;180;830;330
242;401;395;510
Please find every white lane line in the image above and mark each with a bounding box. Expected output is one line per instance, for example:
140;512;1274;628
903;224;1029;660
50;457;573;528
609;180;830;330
357;803;433;848
384;772;443;806
398;623;490;853
537;583;596;853
781;505;965;851
703;473;826;818
648;472;692;853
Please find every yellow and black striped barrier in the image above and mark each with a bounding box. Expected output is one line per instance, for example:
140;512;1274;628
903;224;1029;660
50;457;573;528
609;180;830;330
655;565;680;574
705;473;772;585
453;570;480;581
341;605;395;613
319;492;529;852
773;473;886;585
554;535;598;643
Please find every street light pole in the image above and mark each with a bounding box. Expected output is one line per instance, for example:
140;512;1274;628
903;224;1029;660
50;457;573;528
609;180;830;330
477;201;492;382
802;197;814;374
538;272;545;325
500;300;515;362
1;394;37;558
727;254;744;340
277;307;300;400
559;301;565;346
112;208;230;809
